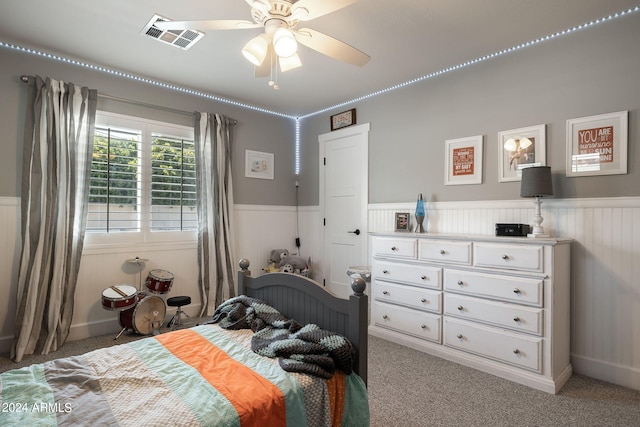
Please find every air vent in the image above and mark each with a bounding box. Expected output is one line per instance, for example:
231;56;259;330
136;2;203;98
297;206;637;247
141;14;205;50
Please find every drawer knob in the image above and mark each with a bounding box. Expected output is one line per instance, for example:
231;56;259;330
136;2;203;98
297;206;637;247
457;280;464;286
391;246;398;251
382;269;389;274
502;254;510;260
513;288;521;294
383;315;389;320
513;316;521;322
457;334;463;339
513;349;521;355
421;298;427;303
440;249;446;255
457;305;464;311
421;275;427;280
383;290;389;295
420;324;427;329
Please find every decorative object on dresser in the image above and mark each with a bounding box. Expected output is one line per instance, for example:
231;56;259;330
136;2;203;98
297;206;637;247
394;212;411;232
520;166;553;238
414;193;426;233
369;233;572;394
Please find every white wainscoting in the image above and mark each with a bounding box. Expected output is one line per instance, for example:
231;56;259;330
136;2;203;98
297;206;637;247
0;202;321;355
367;197;640;392
2;197;639;392
233;204;322;278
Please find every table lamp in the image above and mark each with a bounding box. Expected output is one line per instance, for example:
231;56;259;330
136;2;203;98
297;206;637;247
520;166;553;238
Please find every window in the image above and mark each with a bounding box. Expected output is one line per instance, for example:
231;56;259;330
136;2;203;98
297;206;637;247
87;112;196;242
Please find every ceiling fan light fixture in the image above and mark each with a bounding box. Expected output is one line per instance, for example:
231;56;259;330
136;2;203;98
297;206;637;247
241;34;269;65
279;52;302;71
273;27;297;57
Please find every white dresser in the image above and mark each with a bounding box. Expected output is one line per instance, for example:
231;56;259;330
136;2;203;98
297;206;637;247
369;233;572;393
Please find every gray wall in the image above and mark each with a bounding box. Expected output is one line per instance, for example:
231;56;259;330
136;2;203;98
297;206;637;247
2;12;639;207
0;48;297;206
297;12;640;206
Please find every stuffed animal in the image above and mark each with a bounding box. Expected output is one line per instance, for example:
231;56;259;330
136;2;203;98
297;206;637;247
268;249;310;274
269;249;290;264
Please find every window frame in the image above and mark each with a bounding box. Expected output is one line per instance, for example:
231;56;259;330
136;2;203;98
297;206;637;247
85;111;197;247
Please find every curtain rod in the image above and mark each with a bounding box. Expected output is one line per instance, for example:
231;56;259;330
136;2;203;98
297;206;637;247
19;75;237;125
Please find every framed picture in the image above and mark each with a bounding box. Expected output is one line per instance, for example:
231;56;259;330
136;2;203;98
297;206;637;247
394;212;411;232
330;109;356;131
566;111;628;177
245;150;274;180
444;135;483;185
498;124;546;182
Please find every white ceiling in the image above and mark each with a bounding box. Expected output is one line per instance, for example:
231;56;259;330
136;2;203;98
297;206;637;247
1;0;638;116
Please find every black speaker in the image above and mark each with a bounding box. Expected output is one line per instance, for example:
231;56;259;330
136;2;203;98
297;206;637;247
495;223;531;237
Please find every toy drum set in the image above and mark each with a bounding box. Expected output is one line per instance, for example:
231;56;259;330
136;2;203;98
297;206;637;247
101;268;174;339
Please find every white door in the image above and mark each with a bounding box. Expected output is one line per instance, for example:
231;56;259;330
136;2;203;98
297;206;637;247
319;123;369;299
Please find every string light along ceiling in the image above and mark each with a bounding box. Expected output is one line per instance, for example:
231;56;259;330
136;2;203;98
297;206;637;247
1;6;638;175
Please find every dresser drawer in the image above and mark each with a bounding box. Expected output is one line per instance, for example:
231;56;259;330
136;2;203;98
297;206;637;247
374;281;442;313
418;240;472;265
474;242;544;272
444;269;543;307
444;318;542;372
372;237;417;259
373;301;441;343
444;294;543;335
372;261;441;289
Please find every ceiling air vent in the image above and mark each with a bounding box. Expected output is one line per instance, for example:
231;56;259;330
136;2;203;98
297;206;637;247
141;14;205;50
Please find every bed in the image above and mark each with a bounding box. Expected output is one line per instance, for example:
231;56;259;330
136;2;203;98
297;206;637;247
0;259;370;426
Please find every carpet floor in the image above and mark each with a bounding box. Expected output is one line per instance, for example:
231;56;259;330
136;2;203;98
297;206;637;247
2;329;639;426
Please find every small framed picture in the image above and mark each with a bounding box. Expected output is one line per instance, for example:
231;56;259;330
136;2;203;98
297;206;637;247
245;150;274;180
566;111;628;177
498;124;546;182
394;212;411;232
444;135;483;185
330;109;356;131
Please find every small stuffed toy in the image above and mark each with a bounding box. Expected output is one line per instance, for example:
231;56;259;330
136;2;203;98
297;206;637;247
268;249;310;274
278;252;310;273
269;249;290;264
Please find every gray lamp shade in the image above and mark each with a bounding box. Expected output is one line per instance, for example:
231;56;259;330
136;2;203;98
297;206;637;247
520;166;553;197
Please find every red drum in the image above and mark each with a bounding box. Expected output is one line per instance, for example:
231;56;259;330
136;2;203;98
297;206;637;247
101;285;138;311
145;269;174;294
119;293;166;335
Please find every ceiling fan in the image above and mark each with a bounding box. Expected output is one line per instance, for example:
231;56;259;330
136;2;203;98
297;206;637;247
154;0;370;80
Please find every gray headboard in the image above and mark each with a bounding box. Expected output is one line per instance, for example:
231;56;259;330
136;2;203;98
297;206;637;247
237;259;368;385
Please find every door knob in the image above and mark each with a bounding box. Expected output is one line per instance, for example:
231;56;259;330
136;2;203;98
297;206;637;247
348;229;361;236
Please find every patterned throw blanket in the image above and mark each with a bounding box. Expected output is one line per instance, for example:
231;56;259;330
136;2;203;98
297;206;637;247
211;295;354;379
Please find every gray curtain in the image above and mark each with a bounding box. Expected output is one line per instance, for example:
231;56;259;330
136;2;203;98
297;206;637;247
12;75;97;362
194;112;236;316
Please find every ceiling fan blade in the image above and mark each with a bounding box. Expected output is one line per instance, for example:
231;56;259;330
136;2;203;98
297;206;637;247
154;20;260;31
291;0;358;21
294;28;370;66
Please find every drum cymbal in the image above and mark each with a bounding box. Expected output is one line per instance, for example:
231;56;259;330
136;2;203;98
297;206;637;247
127;257;149;263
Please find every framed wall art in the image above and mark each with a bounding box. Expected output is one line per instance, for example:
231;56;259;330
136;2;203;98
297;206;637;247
444;135;483;185
394;212;411;232
330;109;356;131
566;110;628;177
498;124;546;182
245;150;274;180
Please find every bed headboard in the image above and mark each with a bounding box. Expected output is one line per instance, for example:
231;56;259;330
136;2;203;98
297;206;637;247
237;259;368;385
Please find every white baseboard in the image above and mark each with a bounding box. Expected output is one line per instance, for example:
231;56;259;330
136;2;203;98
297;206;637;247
571;354;640;391
0;303;203;357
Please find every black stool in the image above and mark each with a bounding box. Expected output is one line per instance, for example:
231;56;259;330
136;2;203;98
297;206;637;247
167;296;191;330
